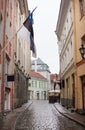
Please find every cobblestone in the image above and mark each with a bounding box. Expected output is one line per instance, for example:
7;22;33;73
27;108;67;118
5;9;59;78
14;100;85;130
15;101;59;130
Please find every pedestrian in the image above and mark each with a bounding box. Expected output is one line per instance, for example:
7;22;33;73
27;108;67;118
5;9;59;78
53;78;56;90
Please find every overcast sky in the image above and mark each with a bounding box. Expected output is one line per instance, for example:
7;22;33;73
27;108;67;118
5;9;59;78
28;0;61;74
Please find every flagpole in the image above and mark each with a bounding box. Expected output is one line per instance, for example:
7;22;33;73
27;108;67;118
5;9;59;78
0;24;23;56
17;24;23;33
31;6;37;14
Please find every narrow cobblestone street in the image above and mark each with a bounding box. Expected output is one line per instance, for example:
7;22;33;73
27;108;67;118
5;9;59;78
14;100;85;130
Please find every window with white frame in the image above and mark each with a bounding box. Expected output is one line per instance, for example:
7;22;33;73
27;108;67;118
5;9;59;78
39;81;40;88
35;80;37;87
32;81;33;87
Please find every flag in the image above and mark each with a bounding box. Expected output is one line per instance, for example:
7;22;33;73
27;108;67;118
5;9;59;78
18;8;37;58
30;34;37;58
23;12;37;58
18;25;30;43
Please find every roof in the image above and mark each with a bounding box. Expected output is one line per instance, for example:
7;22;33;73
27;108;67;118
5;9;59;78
30;71;46;79
32;58;46;65
31;58;51;73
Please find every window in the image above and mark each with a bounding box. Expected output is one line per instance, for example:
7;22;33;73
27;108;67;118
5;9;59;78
0;12;2;46
18;41;21;60
5;59;10;87
35;81;37;87
66;18;68;36
69;7;73;23
10;2;12;20
82;35;85;45
39;81;40;88
32;81;34;87
79;0;85;17
0;63;1;73
82;35;85;48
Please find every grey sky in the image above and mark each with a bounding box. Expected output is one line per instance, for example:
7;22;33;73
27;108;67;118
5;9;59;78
28;0;61;74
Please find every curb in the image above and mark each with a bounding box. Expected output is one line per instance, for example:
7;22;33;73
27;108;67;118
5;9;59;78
12;101;33;130
54;104;85;127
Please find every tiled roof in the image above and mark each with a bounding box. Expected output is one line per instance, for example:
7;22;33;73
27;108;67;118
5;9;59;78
30;71;46;79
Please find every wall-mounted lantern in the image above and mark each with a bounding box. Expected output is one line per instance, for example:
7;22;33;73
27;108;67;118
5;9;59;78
79;42;85;59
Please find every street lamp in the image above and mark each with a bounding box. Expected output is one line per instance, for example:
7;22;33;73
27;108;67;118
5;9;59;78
79;42;85;59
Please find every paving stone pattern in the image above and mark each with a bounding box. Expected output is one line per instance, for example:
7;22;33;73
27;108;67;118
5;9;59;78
15;100;85;130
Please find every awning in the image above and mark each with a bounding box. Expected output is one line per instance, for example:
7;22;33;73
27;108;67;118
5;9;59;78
48;89;60;93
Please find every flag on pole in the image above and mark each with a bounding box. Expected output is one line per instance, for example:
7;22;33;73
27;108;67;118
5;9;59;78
18;7;37;58
18;25;30;43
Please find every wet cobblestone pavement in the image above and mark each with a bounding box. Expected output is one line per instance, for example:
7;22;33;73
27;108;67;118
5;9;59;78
14;100;85;130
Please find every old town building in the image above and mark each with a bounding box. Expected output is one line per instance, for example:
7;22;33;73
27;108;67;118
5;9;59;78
50;74;61;90
29;71;48;100
55;0;75;108
56;0;85;113
0;0;6;117
73;0;85;113
31;58;51;91
49;74;61;103
0;0;14;115
0;0;31;118
13;0;31;108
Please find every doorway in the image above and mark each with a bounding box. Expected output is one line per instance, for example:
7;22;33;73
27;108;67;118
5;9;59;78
72;74;75;108
37;92;39;100
81;76;85;109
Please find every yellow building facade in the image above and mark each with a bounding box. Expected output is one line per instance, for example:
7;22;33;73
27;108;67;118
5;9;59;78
55;0;75;108
56;0;85;113
73;0;85;113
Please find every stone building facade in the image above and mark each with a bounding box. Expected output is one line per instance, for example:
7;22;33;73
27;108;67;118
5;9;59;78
13;0;31;108
29;71;48;100
55;0;75;108
73;0;85;113
56;0;85;113
0;0;6;117
0;0;31;119
31;58;51;91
